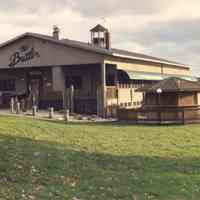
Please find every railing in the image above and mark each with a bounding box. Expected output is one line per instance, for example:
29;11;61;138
106;86;118;99
106;85;143;118
118;107;200;124
117;83;149;89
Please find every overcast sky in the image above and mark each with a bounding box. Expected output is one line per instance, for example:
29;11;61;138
1;0;200;75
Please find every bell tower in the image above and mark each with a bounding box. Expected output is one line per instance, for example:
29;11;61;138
90;24;111;49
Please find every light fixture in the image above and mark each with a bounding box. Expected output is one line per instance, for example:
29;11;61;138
156;88;162;94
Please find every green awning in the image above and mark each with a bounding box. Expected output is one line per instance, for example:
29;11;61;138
126;71;164;81
179;76;198;82
124;70;198;82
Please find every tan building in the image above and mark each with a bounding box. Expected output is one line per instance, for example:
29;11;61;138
118;77;200;124
0;24;195;117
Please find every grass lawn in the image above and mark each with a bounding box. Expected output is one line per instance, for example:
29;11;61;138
0;117;200;200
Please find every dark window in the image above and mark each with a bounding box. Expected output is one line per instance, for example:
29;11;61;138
117;70;129;84
0;79;15;91
66;76;82;89
106;74;115;86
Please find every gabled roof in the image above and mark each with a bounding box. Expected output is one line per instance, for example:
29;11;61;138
0;32;114;55
0;32;189;69
138;77;200;93
90;24;108;32
112;48;185;67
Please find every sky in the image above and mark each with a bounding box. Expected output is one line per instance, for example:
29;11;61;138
1;0;200;75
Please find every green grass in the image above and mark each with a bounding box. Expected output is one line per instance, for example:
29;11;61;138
0;116;200;199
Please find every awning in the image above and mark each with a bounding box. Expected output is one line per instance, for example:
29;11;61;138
125;71;164;81
179;75;198;82
123;70;198;82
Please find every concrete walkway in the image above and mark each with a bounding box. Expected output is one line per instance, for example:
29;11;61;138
0;109;117;123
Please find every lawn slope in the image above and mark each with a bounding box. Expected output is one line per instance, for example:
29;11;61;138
0;116;200;200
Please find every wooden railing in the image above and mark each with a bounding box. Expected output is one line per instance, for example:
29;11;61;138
118;106;200;124
106;85;143;118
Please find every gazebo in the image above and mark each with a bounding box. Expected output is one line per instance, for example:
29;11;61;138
118;77;200;124
138;77;200;123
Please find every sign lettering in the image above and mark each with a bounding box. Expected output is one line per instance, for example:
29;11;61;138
9;46;40;67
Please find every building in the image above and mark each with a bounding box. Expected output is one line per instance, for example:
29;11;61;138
0;24;195;117
119;77;200;123
118;77;200;124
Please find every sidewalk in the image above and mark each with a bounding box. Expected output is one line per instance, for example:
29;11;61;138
0;109;117;123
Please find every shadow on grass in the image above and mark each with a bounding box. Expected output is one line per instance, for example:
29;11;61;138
0;134;199;200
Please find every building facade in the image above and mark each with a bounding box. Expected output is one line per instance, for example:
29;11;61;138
0;24;195;117
118;77;200;124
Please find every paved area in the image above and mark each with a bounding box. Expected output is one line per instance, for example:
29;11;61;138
0;109;117;123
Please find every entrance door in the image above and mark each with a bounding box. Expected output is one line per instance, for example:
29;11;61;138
29;77;41;108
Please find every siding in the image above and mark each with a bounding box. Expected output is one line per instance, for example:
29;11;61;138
0;37;104;69
104;57;190;76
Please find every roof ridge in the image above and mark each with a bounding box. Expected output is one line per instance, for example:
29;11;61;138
0;32;189;68
112;48;186;66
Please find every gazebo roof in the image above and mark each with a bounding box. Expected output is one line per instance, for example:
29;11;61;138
138;77;200;93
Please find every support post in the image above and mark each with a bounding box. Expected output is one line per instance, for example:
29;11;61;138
52;66;66;109
49;107;54;119
10;97;14;113
100;63;107;118
70;85;74;113
32;105;37;117
65;88;70;110
64;109;70;122
97;86;101;117
16;102;21;114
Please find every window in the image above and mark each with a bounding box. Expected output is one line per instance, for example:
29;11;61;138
66;76;82;89
0;79;15;91
106;74;115;86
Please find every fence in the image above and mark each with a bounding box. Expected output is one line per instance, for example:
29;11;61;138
106;84;143;118
118;107;200;124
